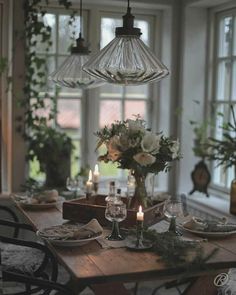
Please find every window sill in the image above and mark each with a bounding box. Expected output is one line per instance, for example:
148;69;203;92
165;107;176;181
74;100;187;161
186;192;236;222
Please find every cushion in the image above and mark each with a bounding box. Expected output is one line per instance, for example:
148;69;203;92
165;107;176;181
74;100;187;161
0;242;44;275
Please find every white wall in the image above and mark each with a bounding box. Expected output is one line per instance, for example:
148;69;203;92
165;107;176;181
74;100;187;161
178;6;208;194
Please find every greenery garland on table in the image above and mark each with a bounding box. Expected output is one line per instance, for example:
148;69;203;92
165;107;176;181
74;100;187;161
143;229;218;268
128;227;218;275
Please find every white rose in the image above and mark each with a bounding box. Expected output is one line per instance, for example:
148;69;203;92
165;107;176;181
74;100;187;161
141;132;161;154
170;140;180;159
133;152;156;166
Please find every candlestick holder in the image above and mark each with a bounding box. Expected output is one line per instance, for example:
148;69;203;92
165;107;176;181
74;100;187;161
86;192;92;201
93;182;99;195
126;221;153;251
136;220;144;247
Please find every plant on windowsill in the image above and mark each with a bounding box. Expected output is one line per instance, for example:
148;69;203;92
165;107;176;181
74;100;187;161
203;106;236;214
27;126;74;188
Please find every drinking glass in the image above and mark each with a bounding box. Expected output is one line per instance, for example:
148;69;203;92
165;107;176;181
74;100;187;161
163;199;183;236
66;177;81;198
105;202;127;241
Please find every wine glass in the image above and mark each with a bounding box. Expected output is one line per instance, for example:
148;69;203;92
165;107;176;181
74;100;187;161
105;202;127;241
66;177;81;198
163;199;184;236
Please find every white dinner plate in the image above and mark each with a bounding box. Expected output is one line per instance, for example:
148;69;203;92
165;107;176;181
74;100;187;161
181;223;236;238
37;230;103;247
17;196;64;210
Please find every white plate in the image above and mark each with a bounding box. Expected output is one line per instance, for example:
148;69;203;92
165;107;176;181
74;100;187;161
37;230;103;247
181;223;236;238
17;197;64;210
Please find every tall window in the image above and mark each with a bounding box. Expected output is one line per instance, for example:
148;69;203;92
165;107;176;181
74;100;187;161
98;13;154;178
211;9;236;190
29;8;160;183
30;11;88;180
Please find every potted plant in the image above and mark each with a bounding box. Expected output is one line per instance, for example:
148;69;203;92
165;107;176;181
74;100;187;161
203;106;236;214
27;126;74;188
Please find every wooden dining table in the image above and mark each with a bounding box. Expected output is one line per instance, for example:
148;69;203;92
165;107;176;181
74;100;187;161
14;200;236;294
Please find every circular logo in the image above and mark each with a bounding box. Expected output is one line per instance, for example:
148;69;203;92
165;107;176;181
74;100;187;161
214;273;229;287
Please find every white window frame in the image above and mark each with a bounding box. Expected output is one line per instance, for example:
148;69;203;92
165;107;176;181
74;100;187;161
207;3;236;198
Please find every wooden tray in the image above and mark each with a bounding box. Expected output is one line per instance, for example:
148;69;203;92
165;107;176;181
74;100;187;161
62;195;165;228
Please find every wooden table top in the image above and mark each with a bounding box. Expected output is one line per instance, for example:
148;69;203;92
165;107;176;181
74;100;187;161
15;203;236;286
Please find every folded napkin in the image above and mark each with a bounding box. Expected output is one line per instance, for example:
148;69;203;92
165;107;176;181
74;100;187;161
32;190;59;204
39;219;103;241
184;216;236;232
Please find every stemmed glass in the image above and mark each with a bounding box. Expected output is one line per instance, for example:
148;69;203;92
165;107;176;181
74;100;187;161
163;199;183;236
66;177;81;198
105;202;127;241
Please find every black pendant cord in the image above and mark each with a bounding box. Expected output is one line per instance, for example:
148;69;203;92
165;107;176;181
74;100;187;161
79;0;83;38
71;0;90;54
127;0;130;9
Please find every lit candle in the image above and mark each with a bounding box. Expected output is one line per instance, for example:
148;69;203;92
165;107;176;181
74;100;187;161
93;164;100;183
86;170;93;194
137;205;144;221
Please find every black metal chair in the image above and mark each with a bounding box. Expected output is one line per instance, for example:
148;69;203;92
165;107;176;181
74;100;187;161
0;204;75;295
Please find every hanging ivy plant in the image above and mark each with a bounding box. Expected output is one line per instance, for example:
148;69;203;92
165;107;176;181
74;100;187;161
18;0;76;188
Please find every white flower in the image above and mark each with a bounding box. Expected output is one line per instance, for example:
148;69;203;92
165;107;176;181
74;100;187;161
170;140;180;159
127;119;145;134
133;152;156;166
141;132;161;154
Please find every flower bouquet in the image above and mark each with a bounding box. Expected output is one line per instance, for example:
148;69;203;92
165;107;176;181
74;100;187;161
95;116;180;208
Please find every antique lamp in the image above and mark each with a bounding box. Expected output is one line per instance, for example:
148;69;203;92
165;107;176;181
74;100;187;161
83;0;169;85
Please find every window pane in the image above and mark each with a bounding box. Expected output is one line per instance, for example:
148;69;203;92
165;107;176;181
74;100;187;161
71;139;80;177
234;16;236;55
100;18;122;48
101;17;150;48
99;100;121;127
211;103;232;188
57;99;81;130
34;14;56;54
100;84;123;98
134;20;149;46
216;60;231;100
58;15;81;54
218;16;233;57
125;101;146;120
232;61;236;101
125;85;149;99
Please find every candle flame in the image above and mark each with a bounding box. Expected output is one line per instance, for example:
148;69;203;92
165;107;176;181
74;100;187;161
88;170;93;181
139;205;142;213
94;164;99;174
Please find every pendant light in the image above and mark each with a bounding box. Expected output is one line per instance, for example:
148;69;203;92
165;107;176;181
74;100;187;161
49;0;103;89
83;0;169;86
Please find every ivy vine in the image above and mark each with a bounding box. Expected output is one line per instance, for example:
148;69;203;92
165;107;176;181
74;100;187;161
18;0;76;186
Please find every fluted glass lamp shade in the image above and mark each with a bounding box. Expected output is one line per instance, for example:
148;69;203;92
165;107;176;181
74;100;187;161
83;7;169;85
49;35;104;89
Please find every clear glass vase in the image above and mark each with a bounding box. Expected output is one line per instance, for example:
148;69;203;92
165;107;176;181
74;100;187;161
129;171;148;209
